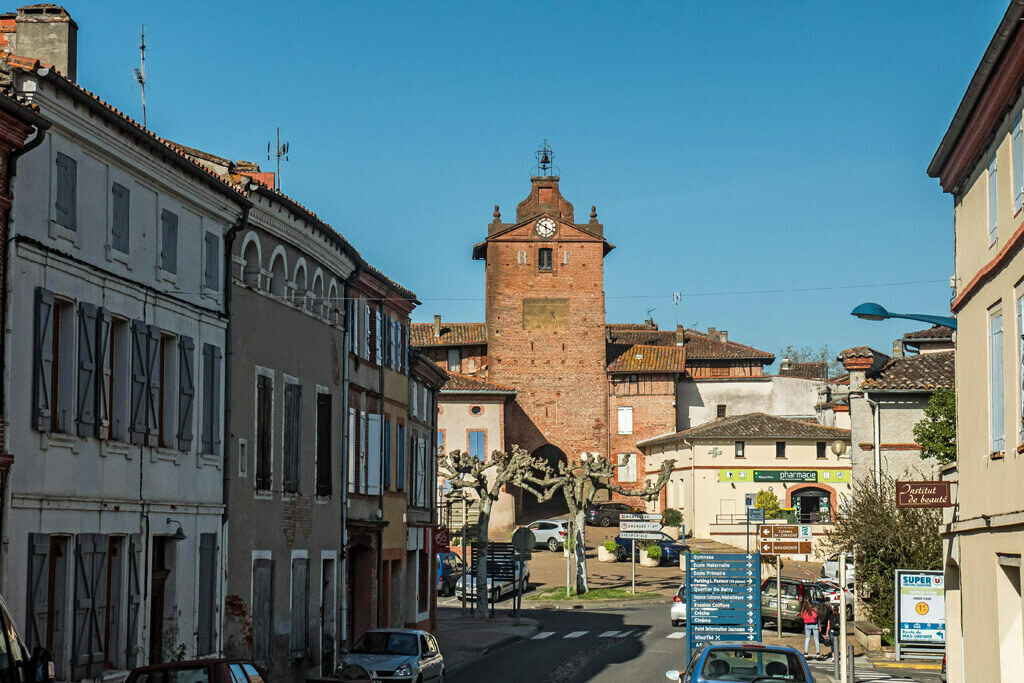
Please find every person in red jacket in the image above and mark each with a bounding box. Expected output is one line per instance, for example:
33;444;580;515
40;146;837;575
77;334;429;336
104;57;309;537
800;594;820;658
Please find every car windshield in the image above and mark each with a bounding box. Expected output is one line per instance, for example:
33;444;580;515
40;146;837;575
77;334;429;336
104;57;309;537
352;632;419;656
699;649;807;681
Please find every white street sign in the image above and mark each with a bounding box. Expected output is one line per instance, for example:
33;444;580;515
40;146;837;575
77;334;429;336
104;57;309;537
620;513;662;522
618;531;664;540
619;521;661;532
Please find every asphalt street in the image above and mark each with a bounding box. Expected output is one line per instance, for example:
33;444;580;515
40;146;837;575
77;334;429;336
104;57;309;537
448;601;945;683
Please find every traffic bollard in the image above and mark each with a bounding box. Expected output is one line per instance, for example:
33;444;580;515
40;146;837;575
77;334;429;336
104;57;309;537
847;645;855;682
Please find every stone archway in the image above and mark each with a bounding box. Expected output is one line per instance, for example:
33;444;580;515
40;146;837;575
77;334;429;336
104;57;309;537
787;484;837;524
515;443;569;523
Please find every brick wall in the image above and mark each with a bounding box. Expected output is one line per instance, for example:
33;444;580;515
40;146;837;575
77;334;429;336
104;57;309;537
608;375;677;501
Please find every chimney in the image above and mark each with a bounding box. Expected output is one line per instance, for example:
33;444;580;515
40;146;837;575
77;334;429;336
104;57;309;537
707;327;717;340
780;357;791;372
675;325;685;347
433;314;441;338
13;5;78;82
892;339;904;358
719;330;728;343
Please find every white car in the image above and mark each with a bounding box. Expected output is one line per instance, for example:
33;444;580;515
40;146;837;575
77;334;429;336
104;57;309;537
671;584;687;626
821;553;855;587
817;579;855;621
525;519;568;551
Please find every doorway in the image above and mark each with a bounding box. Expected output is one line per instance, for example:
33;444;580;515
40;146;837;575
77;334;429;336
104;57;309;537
791;487;832;523
148;537;174;663
320;557;336;675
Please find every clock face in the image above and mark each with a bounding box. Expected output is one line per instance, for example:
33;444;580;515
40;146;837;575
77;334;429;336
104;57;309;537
535;217;557;238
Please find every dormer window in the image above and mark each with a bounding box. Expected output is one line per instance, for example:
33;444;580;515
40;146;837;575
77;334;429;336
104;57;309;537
538;248;553;271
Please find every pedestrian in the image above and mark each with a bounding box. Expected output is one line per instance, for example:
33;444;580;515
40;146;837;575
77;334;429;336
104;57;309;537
824;603;841;662
800;593;820;658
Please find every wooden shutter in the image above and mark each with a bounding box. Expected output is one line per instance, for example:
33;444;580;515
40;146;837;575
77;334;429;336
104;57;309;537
367;413;381;495
33;287;55;432
76;303;98;436
374;310;383;365
197;533;217;655
55;152;77;230
347;408;356;494
125;534;142;669
177;336;195;452
72;534;107;681
991;314;1005;452
383;420;391;489
290;558;310;658
1015;114;1024;212
316;393;332;496
129;321;148;445
359;411;367;494
364;305;370;359
201;344;214;454
252;559;274;667
256;375;272;490
210;346;223;455
283;383;301;493
160;209;178;273
111;182;130;253
105;538;123;670
204;232;219;291
26;533;50;651
145;325;161;446
396;425;405;491
350;299;358;355
95;308;111;439
990;156;999;244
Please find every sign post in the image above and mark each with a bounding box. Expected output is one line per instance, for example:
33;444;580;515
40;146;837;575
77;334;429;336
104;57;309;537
685;552;761;657
894;569;945;661
758;524;813;555
746;508;765;554
839;553;848;683
620;513;663;595
776;555;781;639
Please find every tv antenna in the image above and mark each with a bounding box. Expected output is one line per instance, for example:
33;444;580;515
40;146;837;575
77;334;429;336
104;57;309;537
673;292;681;327
132;25;148;128
267;127;289;192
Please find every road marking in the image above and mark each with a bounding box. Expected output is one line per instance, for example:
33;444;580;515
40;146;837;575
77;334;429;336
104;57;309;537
563;631;588;639
666;632;686;639
615;630;635;638
598;631;620;638
531;632;554;640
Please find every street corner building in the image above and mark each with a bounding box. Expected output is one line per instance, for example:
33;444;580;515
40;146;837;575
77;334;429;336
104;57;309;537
927;1;1024;679
416;157;842;533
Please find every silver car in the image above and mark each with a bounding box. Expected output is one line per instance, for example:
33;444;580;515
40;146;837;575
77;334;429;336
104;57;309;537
525;519;568;551
338;629;445;682
455;560;529;601
671;584;687;627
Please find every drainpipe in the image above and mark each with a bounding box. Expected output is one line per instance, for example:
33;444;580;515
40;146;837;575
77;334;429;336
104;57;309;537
684;439;694;538
222;202;252;524
865;393;881;494
376;297;386;628
340;265;362;646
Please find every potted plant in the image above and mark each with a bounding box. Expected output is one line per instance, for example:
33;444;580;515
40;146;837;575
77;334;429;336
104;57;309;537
640;543;662;567
663;508;683;539
598;541;618;562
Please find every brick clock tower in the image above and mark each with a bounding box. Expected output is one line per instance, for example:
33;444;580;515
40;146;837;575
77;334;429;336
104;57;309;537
471;144;614;468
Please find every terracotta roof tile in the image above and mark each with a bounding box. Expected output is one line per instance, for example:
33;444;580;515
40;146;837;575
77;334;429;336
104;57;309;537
606;343;686;373
838;346;886;360
902;325;954;341
441;371;515;394
605;325;773;361
779;361;828;380
638;412;851;447
411;322;487;348
861;350;954;391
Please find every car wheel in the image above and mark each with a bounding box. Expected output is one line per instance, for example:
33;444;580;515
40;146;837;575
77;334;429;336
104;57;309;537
521;577;529;594
599;516;611;527
672;619;679;627
615;546;628;562
547;537;559;552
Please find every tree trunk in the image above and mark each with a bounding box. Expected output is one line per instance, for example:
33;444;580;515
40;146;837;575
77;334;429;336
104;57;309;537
573;508;588;594
474;495;493;618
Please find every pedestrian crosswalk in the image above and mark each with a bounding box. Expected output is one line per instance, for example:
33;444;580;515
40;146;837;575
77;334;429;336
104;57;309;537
805;660;924;682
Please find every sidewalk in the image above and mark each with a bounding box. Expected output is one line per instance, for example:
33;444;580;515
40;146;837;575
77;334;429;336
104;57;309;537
434;607;540;674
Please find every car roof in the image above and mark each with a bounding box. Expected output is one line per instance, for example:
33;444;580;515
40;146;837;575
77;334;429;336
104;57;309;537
360;628;427;635
530;519;567;524
705;641;803;655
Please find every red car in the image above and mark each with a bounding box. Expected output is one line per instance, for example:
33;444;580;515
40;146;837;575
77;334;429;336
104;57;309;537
125;659;268;683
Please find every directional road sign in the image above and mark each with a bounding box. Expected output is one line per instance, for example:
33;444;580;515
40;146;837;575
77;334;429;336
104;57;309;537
759;539;812;554
620;513;662;522
758;524;813;554
619;521;662;532
758;524;812;539
618;531;664;541
686;552;762;655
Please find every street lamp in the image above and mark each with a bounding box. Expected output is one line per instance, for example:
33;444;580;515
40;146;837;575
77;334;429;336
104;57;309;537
850;302;956;330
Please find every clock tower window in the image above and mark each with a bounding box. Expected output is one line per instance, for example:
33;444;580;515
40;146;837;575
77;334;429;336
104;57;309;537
538;248;553;271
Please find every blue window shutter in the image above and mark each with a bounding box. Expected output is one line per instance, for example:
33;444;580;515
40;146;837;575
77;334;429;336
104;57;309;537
991;314;1005;452
990;156;999;245
396;424;405;491
383;420;392;488
1014;114;1024;211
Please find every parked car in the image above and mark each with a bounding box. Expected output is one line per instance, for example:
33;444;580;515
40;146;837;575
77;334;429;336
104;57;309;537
338;629;445;682
614;531;688;565
671;584;687;627
821;553;855;586
666;642;813;682
0;593;54;683
126;659;265;683
585;502;640;527
524;519;568;551
436;551;465;596
455;560;530;601
814;579;854;621
760;578;830;631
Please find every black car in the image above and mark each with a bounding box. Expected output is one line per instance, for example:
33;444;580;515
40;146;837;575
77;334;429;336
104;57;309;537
436;551;465;596
585;502;639;527
613;531;688;565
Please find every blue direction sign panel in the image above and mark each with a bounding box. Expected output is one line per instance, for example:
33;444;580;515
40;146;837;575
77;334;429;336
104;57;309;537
685;552;762;654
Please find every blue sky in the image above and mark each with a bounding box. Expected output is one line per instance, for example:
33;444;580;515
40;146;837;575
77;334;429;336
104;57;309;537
65;1;1002;364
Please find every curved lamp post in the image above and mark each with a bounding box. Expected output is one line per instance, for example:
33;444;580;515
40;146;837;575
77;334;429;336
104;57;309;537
850;302;956;331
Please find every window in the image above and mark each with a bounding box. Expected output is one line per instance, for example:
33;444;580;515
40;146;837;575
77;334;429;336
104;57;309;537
717;404;726;418
283;382;302;493
289;556;309;658
470;405;482;415
817;441;827;460
55;152;77;230
374;310;383;365
618;453;636;482
158;334;177;448
196;534;217;656
538;248;552;270
348;407;356;494
160;209;178;274
990;154;999;245
255;373;272;491
204;232;219;291
367;412;382;495
396;424;406;491
238;439;248;477
111;182;129;253
201;344;222;456
617;406;633;434
991;312;1005;453
1015;113;1024;212
108;318;130;442
316;392;332;495
447;348;461;373
469;430;485;459
48;297;75;434
776;441;786;459
350;298;359;355
735;441;745;458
